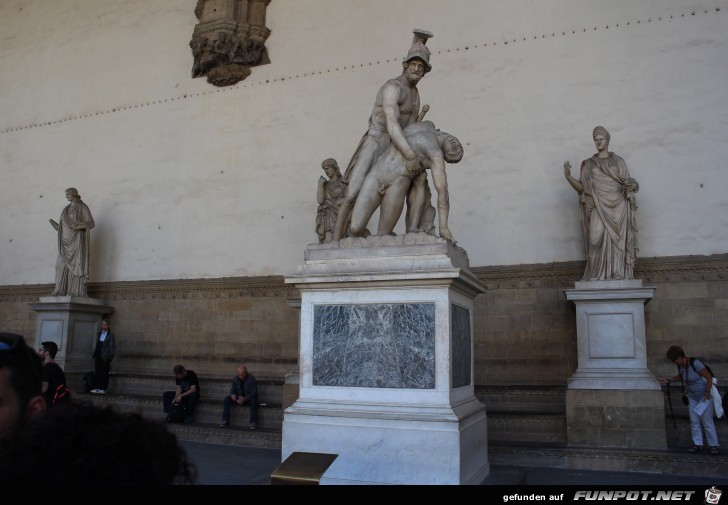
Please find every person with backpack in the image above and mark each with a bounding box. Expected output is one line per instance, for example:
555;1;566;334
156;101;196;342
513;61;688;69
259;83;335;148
660;345;720;455
162;365;200;424
38;341;70;407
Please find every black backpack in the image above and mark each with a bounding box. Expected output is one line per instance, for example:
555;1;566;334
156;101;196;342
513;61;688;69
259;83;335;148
83;371;96;393
687;357;714;378
167;402;187;423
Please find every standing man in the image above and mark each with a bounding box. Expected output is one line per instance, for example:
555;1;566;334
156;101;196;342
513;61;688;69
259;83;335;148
333;29;434;240
38;341;70;407
219;364;258;430
91;319;116;394
49;187;95;297
162;365;201;424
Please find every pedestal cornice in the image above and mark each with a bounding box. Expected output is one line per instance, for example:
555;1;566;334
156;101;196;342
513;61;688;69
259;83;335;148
286;234;485;297
29;296;111;314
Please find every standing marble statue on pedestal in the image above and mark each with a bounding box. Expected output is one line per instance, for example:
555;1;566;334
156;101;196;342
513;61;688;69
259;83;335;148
564;126;639;281
562;130;662;451
316;158;346;244
49;187;95;297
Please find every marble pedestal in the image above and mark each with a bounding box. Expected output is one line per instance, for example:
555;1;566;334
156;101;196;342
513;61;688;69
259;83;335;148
283;234;488;485
564;280;665;450
28;296;111;372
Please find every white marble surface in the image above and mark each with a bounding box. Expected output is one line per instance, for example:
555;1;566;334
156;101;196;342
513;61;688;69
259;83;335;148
283;241;488;484
283;397;488;485
564;282;659;390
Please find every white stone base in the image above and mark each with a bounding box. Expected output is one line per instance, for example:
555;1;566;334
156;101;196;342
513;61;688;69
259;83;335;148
28;297;111;371
283;397;488;485
563;280;666;450
564;280;658;390
284;235;489;485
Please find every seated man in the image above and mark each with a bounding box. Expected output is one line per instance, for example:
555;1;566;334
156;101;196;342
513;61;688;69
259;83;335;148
162;364;200;424
348;120;463;242
0;333;46;443
219;364;258;430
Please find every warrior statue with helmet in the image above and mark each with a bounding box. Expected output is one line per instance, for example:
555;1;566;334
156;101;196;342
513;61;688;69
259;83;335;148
332;29;434;240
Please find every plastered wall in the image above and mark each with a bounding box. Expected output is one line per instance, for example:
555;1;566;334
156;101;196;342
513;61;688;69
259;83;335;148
1;0;726;286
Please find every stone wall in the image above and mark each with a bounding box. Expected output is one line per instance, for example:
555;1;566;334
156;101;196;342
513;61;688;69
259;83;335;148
472;253;728;385
2;253;726;384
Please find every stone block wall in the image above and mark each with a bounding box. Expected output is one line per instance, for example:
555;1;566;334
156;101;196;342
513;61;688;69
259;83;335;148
472;253;728;386
566;389;667;450
1;254;725;386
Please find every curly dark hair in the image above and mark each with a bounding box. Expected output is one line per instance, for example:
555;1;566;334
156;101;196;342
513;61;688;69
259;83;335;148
0;401;197;485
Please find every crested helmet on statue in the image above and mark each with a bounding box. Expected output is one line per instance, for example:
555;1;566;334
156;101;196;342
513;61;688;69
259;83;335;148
403;29;433;72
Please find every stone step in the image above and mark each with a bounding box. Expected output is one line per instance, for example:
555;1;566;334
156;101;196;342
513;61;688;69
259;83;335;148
477;384;568;445
78;390;283;431
488;442;728;479
487;414;567;445
167;422;282;450
71;375;728;472
476;385;566;412
66;372;284;407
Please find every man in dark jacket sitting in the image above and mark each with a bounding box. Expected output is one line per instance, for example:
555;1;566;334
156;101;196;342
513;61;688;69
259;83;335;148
219;364;258;430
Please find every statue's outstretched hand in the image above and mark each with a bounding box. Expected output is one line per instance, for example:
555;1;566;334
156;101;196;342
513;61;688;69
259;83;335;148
563;161;572;177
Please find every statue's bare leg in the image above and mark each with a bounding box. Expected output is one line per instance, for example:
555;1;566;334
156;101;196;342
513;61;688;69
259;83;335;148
333;200;354;240
333;143;379;240
405;171;427;232
350;178;384;237
377;177;410;236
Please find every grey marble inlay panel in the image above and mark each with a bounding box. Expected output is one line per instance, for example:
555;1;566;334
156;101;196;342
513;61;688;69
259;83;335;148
312;303;435;388
451;304;471;388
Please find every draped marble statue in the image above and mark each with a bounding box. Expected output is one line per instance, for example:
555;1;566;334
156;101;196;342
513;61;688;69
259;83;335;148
49;187;95;296
316;158;346;243
564;126;639;281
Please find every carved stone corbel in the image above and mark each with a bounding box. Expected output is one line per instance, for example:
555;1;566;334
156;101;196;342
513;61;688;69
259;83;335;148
190;0;271;87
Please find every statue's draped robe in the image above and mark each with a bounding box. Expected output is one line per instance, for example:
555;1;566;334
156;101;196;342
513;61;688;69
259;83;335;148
52;201;95;296
316;177;345;243
577;153;638;280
